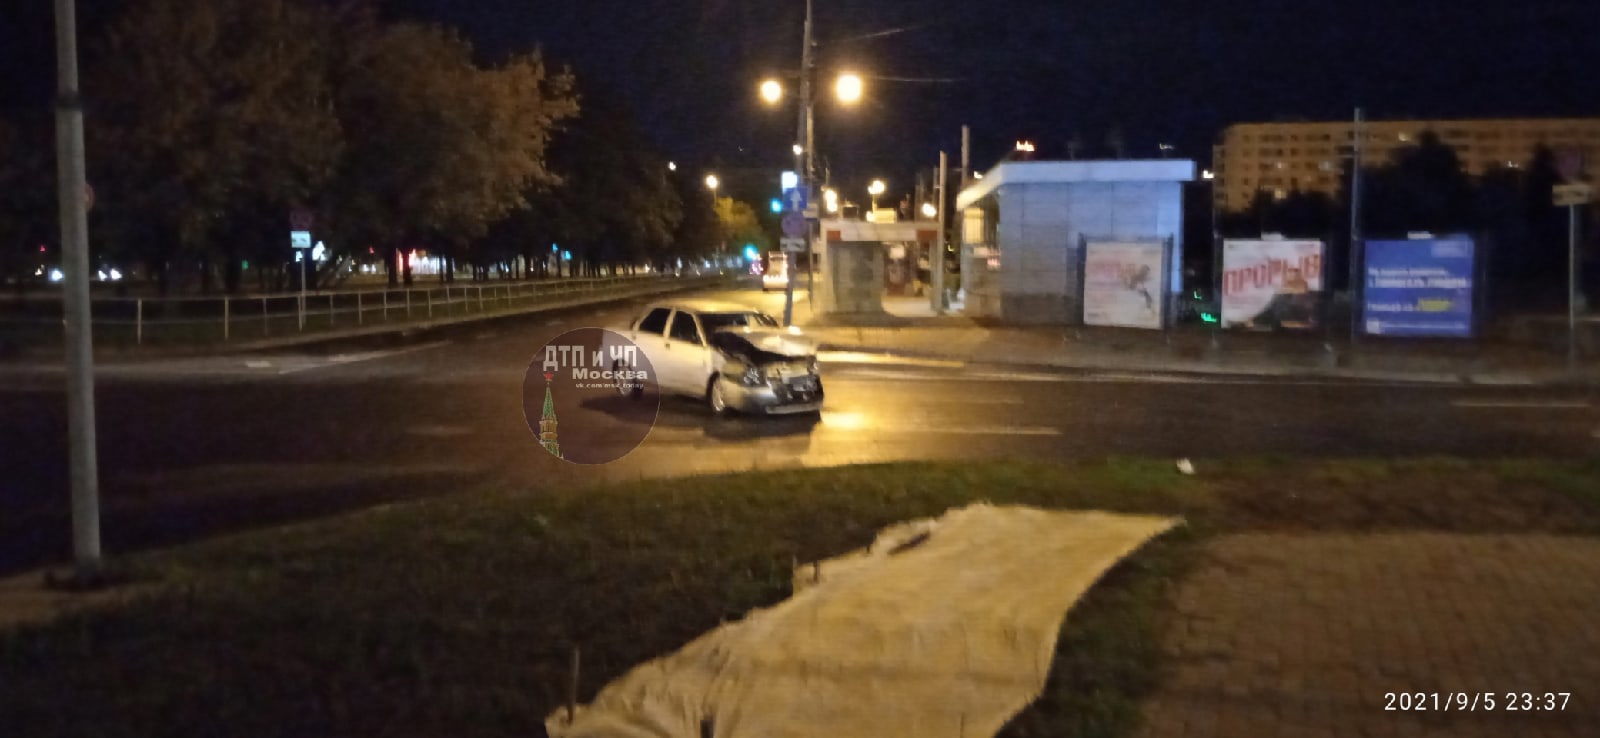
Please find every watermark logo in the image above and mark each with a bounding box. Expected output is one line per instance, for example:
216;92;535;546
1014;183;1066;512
523;328;660;465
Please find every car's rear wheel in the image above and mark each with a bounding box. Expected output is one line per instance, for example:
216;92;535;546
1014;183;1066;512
613;360;643;400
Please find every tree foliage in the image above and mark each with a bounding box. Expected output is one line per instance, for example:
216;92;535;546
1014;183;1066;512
87;0;345;291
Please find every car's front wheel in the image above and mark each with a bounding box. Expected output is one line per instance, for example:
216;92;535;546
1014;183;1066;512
707;375;733;416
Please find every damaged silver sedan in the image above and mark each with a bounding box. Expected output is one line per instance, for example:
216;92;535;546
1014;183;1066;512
613;300;824;416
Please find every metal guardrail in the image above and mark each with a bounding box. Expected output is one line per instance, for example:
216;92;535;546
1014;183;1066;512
0;273;725;347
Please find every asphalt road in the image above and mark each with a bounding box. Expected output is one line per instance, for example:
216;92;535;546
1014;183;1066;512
2;285;1597;575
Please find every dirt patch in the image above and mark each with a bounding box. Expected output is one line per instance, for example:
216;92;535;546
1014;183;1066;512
1205;459;1600;534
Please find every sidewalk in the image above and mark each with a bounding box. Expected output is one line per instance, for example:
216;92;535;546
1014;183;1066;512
798;297;1600;386
1137;532;1600;737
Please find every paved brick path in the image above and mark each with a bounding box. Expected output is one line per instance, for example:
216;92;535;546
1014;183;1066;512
1137;533;1600;737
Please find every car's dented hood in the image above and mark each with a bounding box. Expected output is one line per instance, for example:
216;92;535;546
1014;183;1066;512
712;327;817;359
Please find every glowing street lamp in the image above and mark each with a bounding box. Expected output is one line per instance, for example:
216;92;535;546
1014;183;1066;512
921;202;937;219
705;174;719;191
868;178;886;213
760;78;784;105
823;187;839;214
835;72;863;105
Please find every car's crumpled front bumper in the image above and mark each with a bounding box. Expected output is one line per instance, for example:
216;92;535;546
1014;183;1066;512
719;372;823;414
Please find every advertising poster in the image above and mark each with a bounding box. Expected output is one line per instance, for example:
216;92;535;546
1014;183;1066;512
1083;240;1167;329
1221;239;1324;330
1362;238;1476;337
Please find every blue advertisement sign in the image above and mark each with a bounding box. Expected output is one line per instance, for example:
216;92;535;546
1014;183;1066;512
1362;238;1476;337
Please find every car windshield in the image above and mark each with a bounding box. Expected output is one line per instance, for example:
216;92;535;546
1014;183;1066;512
699;311;778;333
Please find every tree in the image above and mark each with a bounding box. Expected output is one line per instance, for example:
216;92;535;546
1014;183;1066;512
324;23;576;286
1361;131;1475;236
503;87;678;278
713;197;768;261
0;117;55;291
87;0;345;293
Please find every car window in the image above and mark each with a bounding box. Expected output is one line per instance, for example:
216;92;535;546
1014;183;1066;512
699;312;780;333
636;307;671;335
668;312;702;344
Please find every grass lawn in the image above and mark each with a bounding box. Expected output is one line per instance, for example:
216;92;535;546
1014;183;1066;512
2;456;1598;738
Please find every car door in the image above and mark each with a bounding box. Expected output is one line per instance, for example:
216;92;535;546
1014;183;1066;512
628;307;672;391
663;310;711;395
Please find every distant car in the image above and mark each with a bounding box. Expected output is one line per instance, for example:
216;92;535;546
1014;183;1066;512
762;252;789;292
612;300;823;415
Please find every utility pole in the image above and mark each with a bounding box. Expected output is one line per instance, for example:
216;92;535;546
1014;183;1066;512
1210;144;1223;351
1569;200;1581;372
961;126;971;185
53;0;102;578
783;0;814;328
1348;107;1365;348
932;152;948;314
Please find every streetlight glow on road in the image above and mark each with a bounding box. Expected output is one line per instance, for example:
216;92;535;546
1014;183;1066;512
836;72;863;104
760;79;783;105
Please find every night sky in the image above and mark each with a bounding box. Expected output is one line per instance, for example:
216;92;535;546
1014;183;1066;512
6;0;1600;198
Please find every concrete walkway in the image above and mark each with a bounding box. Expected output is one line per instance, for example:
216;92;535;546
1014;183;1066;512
1136;532;1600;737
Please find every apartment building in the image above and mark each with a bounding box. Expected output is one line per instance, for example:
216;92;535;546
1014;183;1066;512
1213;118;1600;211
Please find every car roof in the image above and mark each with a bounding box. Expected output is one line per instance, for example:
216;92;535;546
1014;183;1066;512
649;300;765;315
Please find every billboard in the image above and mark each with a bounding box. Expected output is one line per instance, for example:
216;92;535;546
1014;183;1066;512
1221;239;1324;330
1362;237;1476;337
1083;240;1167;329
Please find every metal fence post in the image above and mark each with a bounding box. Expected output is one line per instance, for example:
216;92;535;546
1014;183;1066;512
426;289;432;318
382;290;389;322
357;291;363;326
262;296;269;336
405;289;411;318
136;298;143;345
223;297;230;341
443;285;449;316
478;286;484;312
328;293;335;327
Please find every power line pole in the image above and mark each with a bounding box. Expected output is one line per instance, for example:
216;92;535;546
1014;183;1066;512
53;0;103;578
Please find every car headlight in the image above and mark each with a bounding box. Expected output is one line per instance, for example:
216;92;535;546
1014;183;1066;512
740;365;764;386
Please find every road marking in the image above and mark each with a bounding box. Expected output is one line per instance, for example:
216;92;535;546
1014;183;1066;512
278;340;453;373
817;351;966;369
1449;398;1591;409
642;420;1060;440
244;360;273;369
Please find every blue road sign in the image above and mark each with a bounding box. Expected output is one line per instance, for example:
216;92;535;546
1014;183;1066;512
783;186;809;213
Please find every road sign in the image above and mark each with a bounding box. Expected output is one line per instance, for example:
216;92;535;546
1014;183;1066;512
783;185;809;213
291;230;312;249
1553;183;1593;207
290;208;314;230
780;237;806;252
781;211;806;238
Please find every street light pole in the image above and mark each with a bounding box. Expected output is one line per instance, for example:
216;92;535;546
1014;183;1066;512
53;0;102;578
783;0;814;328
